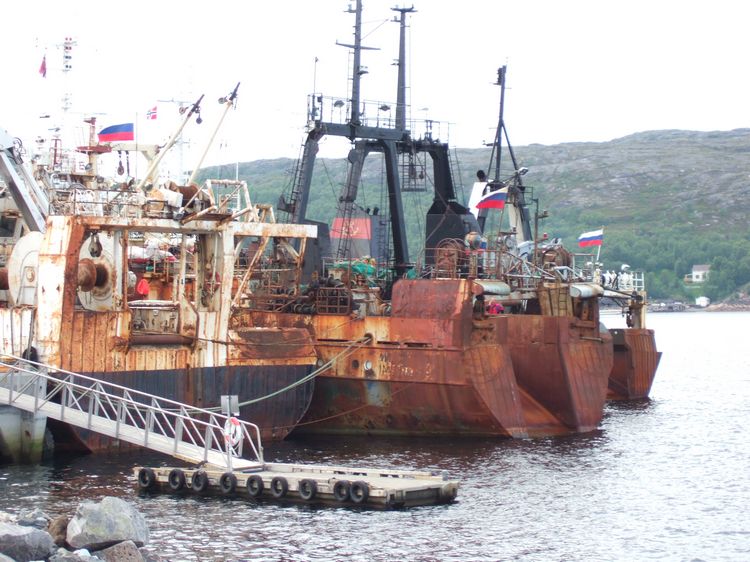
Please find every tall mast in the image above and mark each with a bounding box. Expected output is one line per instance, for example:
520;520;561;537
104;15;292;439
349;0;364;126
335;0;379;131
490;65;507;181
392;6;415;131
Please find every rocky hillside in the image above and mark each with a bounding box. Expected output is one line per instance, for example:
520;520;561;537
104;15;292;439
452;128;750;237
204;128;750;238
200;128;750;299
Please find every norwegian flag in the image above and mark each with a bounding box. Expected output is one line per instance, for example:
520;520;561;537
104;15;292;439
146;106;157;120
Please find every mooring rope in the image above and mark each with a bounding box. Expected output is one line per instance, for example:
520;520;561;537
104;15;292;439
198;333;373;412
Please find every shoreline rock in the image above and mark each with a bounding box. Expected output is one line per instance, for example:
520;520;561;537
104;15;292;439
0;497;149;562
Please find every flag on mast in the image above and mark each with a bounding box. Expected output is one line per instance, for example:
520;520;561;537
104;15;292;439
98;123;135;142
39;55;47;78
475;187;508;210
577;228;604;247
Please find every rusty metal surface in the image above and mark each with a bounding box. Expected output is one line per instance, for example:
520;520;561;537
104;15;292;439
608;328;662;399
228;327;316;365
28;214;320;453
504;315;612;433
290;288;616;438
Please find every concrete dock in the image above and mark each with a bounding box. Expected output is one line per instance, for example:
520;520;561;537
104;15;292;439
134;462;459;508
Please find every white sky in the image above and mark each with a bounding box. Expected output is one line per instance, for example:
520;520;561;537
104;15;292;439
2;0;749;171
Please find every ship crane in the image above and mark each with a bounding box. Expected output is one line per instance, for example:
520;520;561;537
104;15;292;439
286;0;480;279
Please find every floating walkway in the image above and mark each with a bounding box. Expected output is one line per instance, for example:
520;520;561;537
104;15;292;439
135;462;458;509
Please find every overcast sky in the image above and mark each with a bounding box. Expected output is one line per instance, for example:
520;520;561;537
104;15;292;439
3;0;749;171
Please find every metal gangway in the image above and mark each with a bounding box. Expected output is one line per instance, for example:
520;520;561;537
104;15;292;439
0;355;263;470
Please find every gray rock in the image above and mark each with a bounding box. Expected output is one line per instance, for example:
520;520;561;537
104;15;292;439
0;513;14;525
48;515;69;547
16;508;50;530
0;521;55;562
49;547;105;562
0;553;15;562
66;497;149;551
94;540;143;562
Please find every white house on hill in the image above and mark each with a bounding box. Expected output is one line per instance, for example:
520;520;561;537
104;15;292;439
685;264;710;284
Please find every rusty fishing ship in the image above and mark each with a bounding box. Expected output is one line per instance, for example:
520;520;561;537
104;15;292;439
244;1;659;438
465;68;661;403
0;87;319;455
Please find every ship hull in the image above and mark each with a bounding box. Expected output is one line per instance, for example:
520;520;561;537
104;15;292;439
47;364;315;453
262;279;613;439
293;315;612;438
607;328;661;399
294;338;527;438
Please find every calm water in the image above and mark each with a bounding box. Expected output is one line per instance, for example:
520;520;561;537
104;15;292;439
1;312;749;561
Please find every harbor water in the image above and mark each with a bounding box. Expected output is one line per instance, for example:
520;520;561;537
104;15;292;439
1;311;748;561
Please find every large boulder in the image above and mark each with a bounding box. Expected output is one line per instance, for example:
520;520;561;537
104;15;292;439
0;521;55;561
66;497;149;551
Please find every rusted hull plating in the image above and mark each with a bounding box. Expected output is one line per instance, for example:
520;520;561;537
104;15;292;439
504;315;613;434
287;279;614;438
294;346;523;438
47;364;315;453
607;328;662;400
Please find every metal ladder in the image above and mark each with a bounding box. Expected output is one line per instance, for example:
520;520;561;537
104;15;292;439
0;356;264;470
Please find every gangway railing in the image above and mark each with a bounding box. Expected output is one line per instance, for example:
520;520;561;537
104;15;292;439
0;356;263;470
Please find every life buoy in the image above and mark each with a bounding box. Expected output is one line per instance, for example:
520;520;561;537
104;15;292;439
332;479;350;502
219;472;237;495
191;469;209;493
298;478;317;501
270;476;289;498
168;469;186;491
246;475;264;498
137;467;156;490
224;416;243;447
350;480;370;504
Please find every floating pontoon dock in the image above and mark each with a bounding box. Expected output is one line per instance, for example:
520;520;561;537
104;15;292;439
134;462;458;509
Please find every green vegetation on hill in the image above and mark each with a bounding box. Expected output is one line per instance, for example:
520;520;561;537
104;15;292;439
198;129;750;301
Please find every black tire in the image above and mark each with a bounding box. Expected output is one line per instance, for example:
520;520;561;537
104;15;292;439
333;479;351;502
270;476;289;498
219;472;237;495
137;468;156;490
246;475;264;498
167;469;186;491
191;470;209;493
350;480;370;504
298;478;317;501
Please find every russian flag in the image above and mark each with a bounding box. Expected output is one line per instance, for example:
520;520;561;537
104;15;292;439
98;123;134;142
578;228;604;247
475;187;508;210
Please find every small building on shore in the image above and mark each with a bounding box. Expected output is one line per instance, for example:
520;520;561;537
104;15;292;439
684;264;710;284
